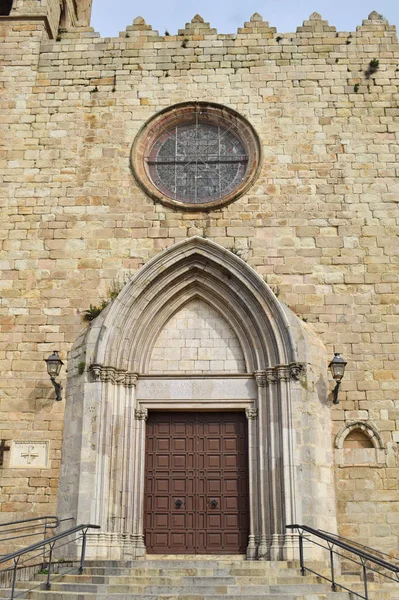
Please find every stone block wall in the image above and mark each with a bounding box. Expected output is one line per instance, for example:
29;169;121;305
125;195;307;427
149;299;246;373
0;7;398;552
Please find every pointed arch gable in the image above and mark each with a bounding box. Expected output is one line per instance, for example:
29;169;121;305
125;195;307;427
88;237;298;373
148;297;246;374
142;288;252;373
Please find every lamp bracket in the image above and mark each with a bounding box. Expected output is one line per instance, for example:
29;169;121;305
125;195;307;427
332;380;341;405
50;377;63;401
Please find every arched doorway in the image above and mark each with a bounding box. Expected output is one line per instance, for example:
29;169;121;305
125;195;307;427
58;237;337;560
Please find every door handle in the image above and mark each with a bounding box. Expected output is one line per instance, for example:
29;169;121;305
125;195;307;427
210;499;218;509
175;499;183;508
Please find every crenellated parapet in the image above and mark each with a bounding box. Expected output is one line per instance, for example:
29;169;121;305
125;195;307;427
114;10;397;43
27;9;397;92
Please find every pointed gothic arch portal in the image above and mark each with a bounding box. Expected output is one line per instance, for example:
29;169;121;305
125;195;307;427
58;237;337;561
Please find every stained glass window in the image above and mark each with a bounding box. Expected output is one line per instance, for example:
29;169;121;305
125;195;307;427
132;102;261;210
146;122;248;205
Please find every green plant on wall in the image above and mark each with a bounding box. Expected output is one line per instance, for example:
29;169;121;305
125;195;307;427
83;300;109;322
365;58;379;79
78;361;85;375
107;272;134;300
83;273;135;323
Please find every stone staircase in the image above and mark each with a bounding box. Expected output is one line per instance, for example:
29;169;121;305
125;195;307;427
2;556;399;600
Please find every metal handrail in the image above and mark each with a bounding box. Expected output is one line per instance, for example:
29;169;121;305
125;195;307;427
287;524;399;600
0;515;60;566
0;516;59;530
0;523;100;600
318;529;399;566
0;514;75;571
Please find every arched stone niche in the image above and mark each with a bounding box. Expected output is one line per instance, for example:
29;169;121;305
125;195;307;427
58;237;337;561
334;421;385;466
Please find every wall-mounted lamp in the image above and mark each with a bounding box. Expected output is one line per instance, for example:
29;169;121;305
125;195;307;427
329;353;347;404
44;350;64;401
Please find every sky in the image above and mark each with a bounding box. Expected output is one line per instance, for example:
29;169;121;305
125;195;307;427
91;0;399;38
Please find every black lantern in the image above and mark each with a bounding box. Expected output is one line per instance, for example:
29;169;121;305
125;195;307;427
44;351;64;401
328;353;347;404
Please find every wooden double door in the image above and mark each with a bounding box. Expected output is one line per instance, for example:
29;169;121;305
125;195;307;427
144;411;249;554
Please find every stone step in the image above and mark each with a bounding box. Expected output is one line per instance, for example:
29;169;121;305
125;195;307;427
80;565;304;576
83;559;296;568
0;592;30;600
84;567;216;575
120;584;340;594
35;574;323;585
4;557;398;600
79;569;307;579
31;574;392;589
10;577;395;600
145;555;248;561
27;593;352;600
28;581;337;593
223;569;307;578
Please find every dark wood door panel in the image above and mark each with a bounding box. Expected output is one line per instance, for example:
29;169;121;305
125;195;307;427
144;411;249;554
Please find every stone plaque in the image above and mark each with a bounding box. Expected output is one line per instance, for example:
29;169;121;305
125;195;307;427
10;442;49;468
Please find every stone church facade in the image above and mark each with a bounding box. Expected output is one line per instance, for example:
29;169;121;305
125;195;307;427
0;0;398;560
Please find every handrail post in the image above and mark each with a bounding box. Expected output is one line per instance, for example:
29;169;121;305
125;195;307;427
10;557;19;600
45;542;54;590
362;559;369;600
329;545;336;591
299;531;305;576
42;517;48;569
79;528;88;574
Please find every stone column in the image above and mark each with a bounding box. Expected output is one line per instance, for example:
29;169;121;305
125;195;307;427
87;366;140;559
267;363;303;560
255;363;304;561
279;363;303;560
131;406;148;557
265;367;285;560
245;406;258;560
254;371;270;560
94;377;113;529
121;374;138;538
278;365;297;524
109;380;126;534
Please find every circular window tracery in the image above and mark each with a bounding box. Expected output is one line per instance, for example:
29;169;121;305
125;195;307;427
148;122;248;204
131;102;261;210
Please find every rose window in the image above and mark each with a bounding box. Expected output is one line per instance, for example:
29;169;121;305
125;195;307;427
147;122;248;205
132;103;261;210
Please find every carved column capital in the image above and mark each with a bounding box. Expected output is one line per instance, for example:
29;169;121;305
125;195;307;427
289;362;304;381
125;372;138;387
89;364;138;387
255;363;304;385
265;368;278;385
275;365;291;382
245;408;258;420
135;408;148;421
90;363;102;381
255;371;267;387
